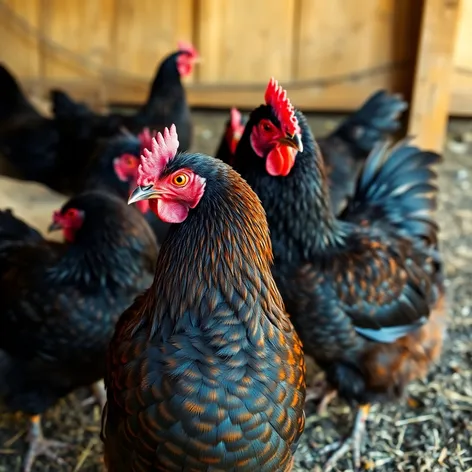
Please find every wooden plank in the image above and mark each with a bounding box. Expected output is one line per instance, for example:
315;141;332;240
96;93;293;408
196;0;296;84
408;0;462;152
295;0;421;102
22;77;407;112
450;0;472;115
110;0;195;84
39;0;115;79
0;0;40;76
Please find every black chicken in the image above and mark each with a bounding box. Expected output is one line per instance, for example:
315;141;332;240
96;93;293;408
0;191;158;471
232;78;445;470
78;128;170;243
102;125;306;471
0;64;120;192
51;41;199;151
318;90;407;213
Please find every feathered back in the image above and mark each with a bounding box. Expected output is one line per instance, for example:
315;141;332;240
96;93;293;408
340;139;441;245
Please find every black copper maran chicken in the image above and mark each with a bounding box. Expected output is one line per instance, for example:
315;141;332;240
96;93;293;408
0;191;157;472
232;78;445;470
101;125;306;471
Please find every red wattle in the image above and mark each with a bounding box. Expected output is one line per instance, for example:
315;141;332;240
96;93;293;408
266;144;296;176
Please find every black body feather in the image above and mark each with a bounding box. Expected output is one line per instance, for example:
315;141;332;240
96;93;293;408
0;192;157;415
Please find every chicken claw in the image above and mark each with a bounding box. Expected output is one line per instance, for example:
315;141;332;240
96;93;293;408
317;404;370;472
22;415;69;472
80;380;107;411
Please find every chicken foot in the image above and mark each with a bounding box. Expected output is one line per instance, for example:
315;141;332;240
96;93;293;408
22;415;69;472
304;376;337;416
80;379;107;410
316;404;370;472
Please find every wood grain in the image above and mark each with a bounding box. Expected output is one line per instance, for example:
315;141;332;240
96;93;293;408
408;0;462;152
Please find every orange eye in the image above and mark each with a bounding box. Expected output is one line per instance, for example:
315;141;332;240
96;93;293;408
172;173;189;186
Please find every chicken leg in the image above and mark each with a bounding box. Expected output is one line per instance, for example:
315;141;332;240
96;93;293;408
316;404;370;472
22;415;69;472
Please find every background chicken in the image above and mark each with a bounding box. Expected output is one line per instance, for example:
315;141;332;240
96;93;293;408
214;107;247;165
102;126;306;471
111;132;170;244
0;65;119;192
51;41;199;152
318;90;408;213
0;191;158;471
232;79;445;470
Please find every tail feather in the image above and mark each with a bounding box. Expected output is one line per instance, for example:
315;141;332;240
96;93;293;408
0;64;40;122
333;90;408;155
341;139;441;245
0;209;43;246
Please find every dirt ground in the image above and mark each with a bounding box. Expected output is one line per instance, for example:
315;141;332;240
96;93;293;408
0;110;471;472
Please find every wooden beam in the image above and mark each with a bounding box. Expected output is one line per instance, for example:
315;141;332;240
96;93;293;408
408;0;462;152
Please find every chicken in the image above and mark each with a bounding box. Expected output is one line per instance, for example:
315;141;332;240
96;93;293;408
101;125;306;471
232;78;445;470
0;64;119;192
318;90;407;213
214;107;247;165
112;129;170;244
51;41;199;151
0;191;158;471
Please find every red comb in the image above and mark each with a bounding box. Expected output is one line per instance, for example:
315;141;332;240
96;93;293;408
230;108;242;129
177;40;198;58
137;125;179;187
138;128;158;153
264;77;300;136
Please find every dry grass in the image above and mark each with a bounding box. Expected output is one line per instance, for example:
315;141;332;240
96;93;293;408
0;112;471;471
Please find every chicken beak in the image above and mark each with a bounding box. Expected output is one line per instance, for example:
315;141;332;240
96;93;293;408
277;133;303;153
47;222;62;232
128;184;159;205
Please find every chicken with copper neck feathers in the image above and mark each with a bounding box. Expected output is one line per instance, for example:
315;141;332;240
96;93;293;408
232;78;445;470
102;125;306;471
0;191;157;472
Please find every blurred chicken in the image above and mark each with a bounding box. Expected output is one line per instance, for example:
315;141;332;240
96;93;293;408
0;64;118;192
232;78;445;470
318;90;407;213
112;129;170;243
214;107;247;165
102;125;306;471
0;191;158;471
51;41;199;151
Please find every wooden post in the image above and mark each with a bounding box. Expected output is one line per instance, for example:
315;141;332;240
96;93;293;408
408;0;462;152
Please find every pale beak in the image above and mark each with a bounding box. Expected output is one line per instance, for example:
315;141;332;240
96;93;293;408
277;133;303;153
47;221;61;232
128;184;159;205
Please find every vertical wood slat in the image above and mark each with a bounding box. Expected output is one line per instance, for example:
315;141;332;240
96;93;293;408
450;0;472;115
293;0;422;107
0;0;41;76
196;0;296;84
110;0;195;84
408;0;462;152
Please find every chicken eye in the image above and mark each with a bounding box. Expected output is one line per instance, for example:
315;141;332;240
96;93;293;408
260;120;273;132
172;173;189;187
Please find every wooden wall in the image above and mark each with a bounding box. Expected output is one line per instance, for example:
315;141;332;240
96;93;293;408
451;0;472;115
0;0;468;115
